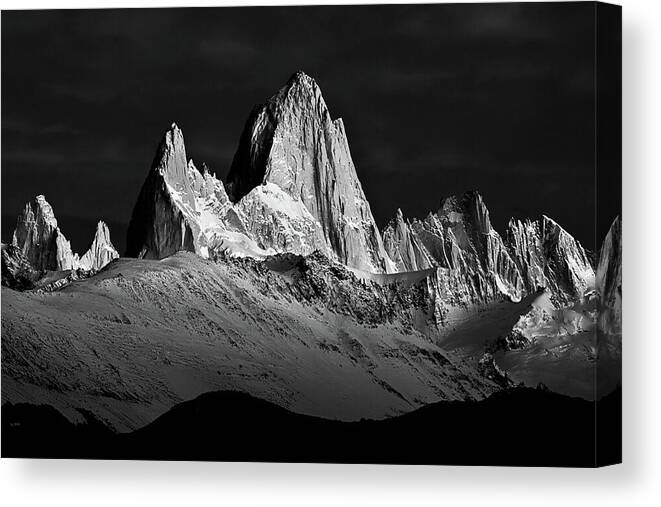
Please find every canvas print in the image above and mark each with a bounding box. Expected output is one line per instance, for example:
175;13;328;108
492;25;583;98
1;2;621;466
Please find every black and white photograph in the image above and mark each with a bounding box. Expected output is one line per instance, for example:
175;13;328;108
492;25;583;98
2;2;622;467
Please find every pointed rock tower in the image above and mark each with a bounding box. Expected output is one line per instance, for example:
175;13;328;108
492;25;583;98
432;191;525;303
125;123;201;259
382;208;434;272
507;215;595;304
11;195;77;271
596;216;622;333
10;195;119;274
79;221;119;271
226;71;393;273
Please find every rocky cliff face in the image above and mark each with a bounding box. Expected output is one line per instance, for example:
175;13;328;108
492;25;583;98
383;192;526;306
596;216;622;333
1;243;39;290
7;195;118;282
382;209;434;272
124;71;596;316
79;221;120;271
11;195;65;271
508;216;595;305
380;191;596;317
126;123;332;262
226;71;393;273
126;73;393;272
125;124;200;259
432;192;525;303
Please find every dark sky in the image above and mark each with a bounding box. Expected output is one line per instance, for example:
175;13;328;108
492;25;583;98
2;3;620;255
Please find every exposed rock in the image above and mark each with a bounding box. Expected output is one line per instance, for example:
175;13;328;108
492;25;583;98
9;195;119;282
380;192;596;332
392;191;525;308
12;195;63;271
596;216;622;333
508;215;595;305
79;221;120;271
126;123;334;262
225;71;393;273
382;209;434;272
1;243;40;290
11;195;83;271
125;124;200;259
122;72;597;333
485;329;530;354
478;352;512;388
433;191;524;303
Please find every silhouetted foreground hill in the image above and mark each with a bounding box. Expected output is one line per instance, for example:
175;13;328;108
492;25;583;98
2;386;621;467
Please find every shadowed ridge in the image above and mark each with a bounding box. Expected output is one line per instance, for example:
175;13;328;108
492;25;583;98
2;386;621;466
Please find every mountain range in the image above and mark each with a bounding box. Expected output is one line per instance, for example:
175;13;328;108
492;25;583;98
1;71;621;434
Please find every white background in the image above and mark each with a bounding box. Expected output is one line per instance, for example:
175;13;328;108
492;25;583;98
0;0;659;505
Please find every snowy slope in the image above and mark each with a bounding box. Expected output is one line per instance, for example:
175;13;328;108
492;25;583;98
1;251;498;432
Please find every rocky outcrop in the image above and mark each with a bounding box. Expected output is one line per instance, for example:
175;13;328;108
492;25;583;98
126;123;333;262
123;71;596;318
10;195;92;272
7;195;119;283
382;209;434;272
596;216;622;333
1;243;39;290
225;71;393;273
380;191;596;323
432;192;525;303
79;221;119;271
508;216;595;305
125;124;200;259
11;195;66;271
386;192;525;308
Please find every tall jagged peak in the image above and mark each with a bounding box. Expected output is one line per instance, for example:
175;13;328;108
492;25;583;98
383;208;408;239
382;207;434;272
225;71;392;273
10;195;117;273
150;123;193;206
540;215;589;260
78;220;119;271
126;122;199;259
160;122;185;156
11;194;62;270
248;70;331;132
226;71;335;203
93;220;112;242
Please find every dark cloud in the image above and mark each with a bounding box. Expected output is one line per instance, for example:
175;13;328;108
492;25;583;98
2;4;619;254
